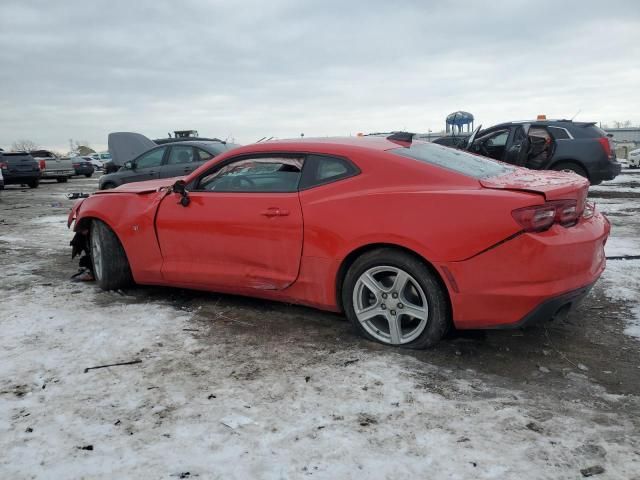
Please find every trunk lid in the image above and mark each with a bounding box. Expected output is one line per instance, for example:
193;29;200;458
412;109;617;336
480;167;589;201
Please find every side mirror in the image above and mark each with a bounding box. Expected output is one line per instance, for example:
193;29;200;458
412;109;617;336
173;179;186;194
124;161;134;170
173;180;190;207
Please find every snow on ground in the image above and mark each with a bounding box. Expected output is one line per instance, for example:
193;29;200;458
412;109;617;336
600;259;640;339
1;274;638;479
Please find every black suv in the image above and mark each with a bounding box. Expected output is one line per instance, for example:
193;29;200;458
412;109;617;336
435;120;621;184
0;151;41;188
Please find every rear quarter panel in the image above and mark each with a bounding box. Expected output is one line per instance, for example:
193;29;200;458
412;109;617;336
297;149;544;307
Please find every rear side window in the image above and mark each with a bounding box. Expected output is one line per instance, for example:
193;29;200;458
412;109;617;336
391;143;513;179
548;126;571;140
299;154;359;189
565;123;607;139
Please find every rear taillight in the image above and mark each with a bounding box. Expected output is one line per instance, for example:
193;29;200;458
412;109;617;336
0;161;7;169
512;200;580;232
598;137;615;161
39;159;46;170
583;202;595;219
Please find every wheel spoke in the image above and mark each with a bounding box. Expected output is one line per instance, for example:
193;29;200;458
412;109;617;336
392;270;410;294
355;304;385;322
386;313;403;345
401;302;428;321
360;272;383;297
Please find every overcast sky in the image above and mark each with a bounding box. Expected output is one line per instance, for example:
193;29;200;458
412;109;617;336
1;0;638;152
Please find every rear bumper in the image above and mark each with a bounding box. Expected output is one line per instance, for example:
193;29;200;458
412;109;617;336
593;161;621;183
42;169;74;178
2;171;41;183
441;211;609;329
73;166;94;175
488;282;594;329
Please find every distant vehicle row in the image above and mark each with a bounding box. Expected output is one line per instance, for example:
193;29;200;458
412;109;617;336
0;150;96;188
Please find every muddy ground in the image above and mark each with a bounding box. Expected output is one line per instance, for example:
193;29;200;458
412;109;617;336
1;172;639;478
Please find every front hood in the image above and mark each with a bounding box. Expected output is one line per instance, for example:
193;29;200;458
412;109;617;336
480;168;589;200
108;132;157;166
96;177;180;195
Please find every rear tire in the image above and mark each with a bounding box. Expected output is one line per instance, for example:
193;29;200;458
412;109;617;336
27;179;39;188
342;248;450;349
56;177;68;183
90;219;133;290
85;173;93;178
551;162;588;180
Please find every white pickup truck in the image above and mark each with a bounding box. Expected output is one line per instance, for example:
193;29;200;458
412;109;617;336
30;150;75;182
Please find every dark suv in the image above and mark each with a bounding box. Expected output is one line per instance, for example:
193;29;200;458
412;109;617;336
461;120;621;184
0;151;41;188
434;120;621;185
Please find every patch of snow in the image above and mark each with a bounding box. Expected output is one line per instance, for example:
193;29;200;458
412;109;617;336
600;259;640;339
1;277;639;478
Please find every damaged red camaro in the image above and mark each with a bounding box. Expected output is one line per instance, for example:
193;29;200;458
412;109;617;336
68;134;610;348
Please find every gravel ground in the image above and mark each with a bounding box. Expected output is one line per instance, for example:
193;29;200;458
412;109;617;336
1;172;639;479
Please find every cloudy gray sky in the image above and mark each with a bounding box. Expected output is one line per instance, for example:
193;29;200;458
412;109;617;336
1;0;639;152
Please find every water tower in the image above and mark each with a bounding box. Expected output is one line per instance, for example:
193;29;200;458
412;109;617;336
446;111;474;134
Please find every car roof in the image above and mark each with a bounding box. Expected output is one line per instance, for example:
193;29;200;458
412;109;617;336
233;136;411;153
486;120;597;129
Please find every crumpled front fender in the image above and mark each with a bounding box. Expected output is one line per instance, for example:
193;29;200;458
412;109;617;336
68;198;87;229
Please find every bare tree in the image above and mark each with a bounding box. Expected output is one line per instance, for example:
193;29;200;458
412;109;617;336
12;139;38;152
77;145;95;156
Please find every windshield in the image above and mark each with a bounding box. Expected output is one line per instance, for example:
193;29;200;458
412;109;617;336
390;142;513;179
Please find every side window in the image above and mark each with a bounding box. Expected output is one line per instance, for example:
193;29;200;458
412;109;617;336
167;146;195;165
299;154;359;189
486;130;509;147
197;148;214;161
548;126;571;140
136;147;166;169
197;156;304;192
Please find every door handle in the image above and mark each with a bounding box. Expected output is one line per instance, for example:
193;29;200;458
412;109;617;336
260;207;289;217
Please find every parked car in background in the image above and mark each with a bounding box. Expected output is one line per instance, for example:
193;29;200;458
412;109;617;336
98;134;239;189
30;150;74;183
84;156;103;170
69;157;95;177
462;119;621;185
628;148;640;168
69;134;609;349
0;167;4;190
0;151;41;188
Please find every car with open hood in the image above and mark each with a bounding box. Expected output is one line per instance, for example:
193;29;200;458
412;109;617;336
68;133;610;349
98;132;239;189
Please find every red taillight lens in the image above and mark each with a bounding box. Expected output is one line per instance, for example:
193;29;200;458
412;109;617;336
598;137;614;161
512;205;557;232
39;160;46;170
0;161;7;169
554;200;578;226
512;200;580;232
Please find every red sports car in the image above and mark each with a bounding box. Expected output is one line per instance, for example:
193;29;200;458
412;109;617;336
68;133;609;348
